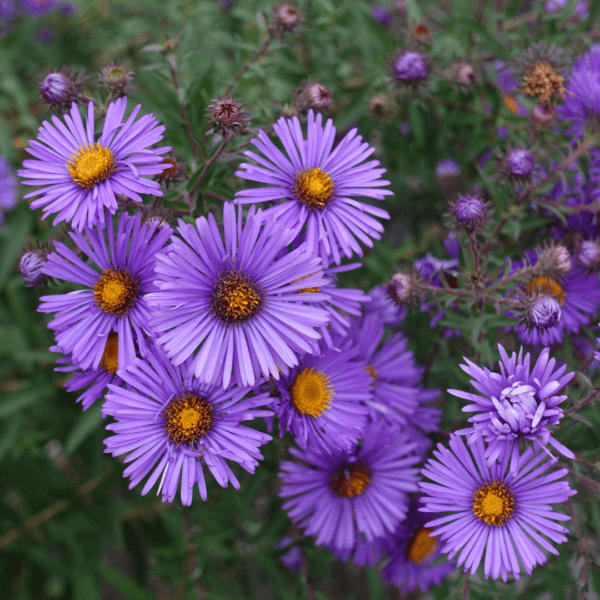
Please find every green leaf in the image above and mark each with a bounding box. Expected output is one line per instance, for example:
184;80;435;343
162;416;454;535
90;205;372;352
0;415;20;461
0;386;51;418
97;565;156;600
64;402;103;456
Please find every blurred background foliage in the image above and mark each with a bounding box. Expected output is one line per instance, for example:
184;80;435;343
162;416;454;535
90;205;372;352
1;0;600;598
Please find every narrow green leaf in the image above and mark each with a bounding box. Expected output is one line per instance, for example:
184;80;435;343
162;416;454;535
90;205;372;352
0;415;20;461
64;402;103;455
0;386;51;418
97;565;156;600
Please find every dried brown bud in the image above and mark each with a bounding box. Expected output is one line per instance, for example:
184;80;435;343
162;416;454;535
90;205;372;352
294;80;332;113
536;244;572;278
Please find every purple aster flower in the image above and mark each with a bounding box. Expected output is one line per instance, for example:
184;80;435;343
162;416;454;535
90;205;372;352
276;537;302;571
147;202;330;389
38;212;173;371
279;421;420;552
0;0;16;20
273;340;371;451
449;344;574;472
102;345;273;506
382;499;455;592
545;0;588;18
395;51;428;83
494;64;517;93
558;48;600;136
40;72;68;104
349;313;439;427
51;335;123;410
234;110;392;265
371;6;392;27
435;158;460;177
577;239;600;270
506;149;535;176
420;435;575;581
18;98;170;230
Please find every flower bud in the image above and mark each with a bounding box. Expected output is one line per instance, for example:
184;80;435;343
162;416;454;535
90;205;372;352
528;295;561;330
394;51;427;84
436;159;461;191
40;72;68;104
455;62;475;86
369;93;392;119
99;63;134;96
371;6;392;27
577;240;600;270
448;193;488;233
410;22;430;43
536;244;572;277
531;104;554;126
206;96;250;137
386;272;420;306
274;3;302;32
294;80;332;112
506;149;535;177
20;251;47;286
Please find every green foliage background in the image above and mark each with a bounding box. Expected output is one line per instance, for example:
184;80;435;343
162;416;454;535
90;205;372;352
1;0;600;598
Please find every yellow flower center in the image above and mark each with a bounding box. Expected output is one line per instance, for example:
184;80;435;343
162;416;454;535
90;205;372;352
522;62;565;105
290;368;333;417
329;460;372;498
66;142;117;191
212;271;263;323
472;480;516;526
292;167;335;210
100;331;119;374
406;527;437;564
163;392;214;445
525;275;566;306
365;364;378;386
93;268;140;316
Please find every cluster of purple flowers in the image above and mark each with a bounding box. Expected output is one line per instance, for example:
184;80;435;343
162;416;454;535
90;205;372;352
17;77;584;592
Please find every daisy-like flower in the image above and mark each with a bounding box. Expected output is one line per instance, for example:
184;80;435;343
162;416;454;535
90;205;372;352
273;341;372;450
382;500;455;593
18;98;170;230
419;435;575;581
234;110;392;264
449;344;574;472
38;212;173;371
349;313;439;427
147;202;330;389
103;345;273;506
279;421;420;552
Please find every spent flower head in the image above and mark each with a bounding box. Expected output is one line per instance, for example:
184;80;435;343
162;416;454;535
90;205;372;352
99;62;134;97
206;96;250;138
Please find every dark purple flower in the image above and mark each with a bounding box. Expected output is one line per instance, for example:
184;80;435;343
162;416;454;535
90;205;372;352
395;51;427;82
371;6;392;27
419;435;575;581
279;420;420;553
506;149;535;176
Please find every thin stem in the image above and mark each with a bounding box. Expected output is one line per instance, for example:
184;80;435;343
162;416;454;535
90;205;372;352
565;389;600;417
204;190;230;203
224;33;276;97
167;61;199;161
187;139;230;209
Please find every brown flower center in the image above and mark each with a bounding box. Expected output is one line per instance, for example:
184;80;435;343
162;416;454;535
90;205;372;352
163;392;213;445
522;62;565;105
212;270;263;323
525;275;566;306
100;331;119;374
329;460;372;498
406;527;437;564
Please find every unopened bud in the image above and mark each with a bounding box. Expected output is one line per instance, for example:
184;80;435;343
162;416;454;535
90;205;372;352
410;22;430;43
369;93;392;119
455;62;475;86
537;244;572;277
531;104;554;126
387;272;419;306
40;72;68;104
506;149;535;177
435;158;461;191
20;251;47;286
207;96;250;137
99;63;134;96
577;240;600;270
448;193;488;233
394;51;428;84
371;6;392;27
275;3;302;32
294;80;332;112
528;295;561;330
